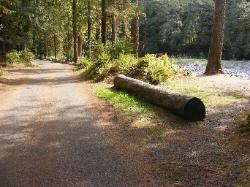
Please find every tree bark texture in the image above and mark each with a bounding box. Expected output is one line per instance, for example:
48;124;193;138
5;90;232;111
131;0;139;57
205;0;226;75
87;0;92;56
111;1;117;45
54;35;57;59
77;35;83;57
72;0;78;63
101;0;107;44
114;75;206;121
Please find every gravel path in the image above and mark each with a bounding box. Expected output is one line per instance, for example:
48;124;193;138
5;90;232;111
0;61;158;187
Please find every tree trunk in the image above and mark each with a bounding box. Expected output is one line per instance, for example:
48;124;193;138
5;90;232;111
78;35;83;57
111;1;117;45
122;0;129;38
205;0;226;75
95;26;101;41
87;0;92;57
44;34;48;59
131;0;139;57
114;75;206;121
101;0;107;44
54;35;57;60
67;14;71;53
72;0;78;63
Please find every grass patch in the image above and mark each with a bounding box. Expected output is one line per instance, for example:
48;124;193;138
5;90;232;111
162;81;247;108
94;84;154;119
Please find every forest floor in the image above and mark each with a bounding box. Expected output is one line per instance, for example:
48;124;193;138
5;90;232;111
90;64;250;186
0;60;249;186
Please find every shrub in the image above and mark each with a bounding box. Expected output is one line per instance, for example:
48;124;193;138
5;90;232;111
111;54;138;74
6;50;34;65
85;51;111;80
132;54;176;84
64;50;74;61
6;50;20;64
47;56;54;61
77;56;91;70
19;50;35;65
110;39;133;59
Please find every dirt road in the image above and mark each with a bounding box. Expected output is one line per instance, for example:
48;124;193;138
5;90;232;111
0;61;159;187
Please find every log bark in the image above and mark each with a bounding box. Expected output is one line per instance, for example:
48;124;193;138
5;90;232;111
114;75;206;121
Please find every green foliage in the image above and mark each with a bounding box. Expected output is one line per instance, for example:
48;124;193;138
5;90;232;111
85;48;112;80
6;50;20;64
19;51;35;65
64;51;74;61
111;54;137;74
94;84;152;117
110;39;133;59
141;0;250;60
78;56;91;70
132;54;177;84
81;47;182;84
6;50;34;66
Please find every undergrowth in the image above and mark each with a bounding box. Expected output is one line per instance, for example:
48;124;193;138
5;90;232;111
6;50;35;66
78;40;187;84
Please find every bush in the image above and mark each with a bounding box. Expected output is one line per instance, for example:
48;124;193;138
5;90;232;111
6;50;34;66
77;56;91;70
111;54;137;74
79;42;185;83
6;50;20;64
132;54;176;84
64;50;74;61
110;39;133;59
19;51;35;65
85;50;111;80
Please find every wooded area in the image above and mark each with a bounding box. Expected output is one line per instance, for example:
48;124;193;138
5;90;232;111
1;0;249;75
0;1;250;186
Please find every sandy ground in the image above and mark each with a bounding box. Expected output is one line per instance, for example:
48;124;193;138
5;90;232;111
0;61;163;187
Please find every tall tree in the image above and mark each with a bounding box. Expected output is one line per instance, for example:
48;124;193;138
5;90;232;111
111;0;117;45
205;0;226;75
72;0;78;63
87;0;92;56
101;0;107;44
131;0;139;57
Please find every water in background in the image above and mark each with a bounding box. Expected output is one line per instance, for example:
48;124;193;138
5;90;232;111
174;58;250;79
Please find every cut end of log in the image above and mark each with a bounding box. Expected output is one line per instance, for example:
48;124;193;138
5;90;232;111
184;97;206;121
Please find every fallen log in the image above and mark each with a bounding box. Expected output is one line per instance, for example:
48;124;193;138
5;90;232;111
114;75;206;121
